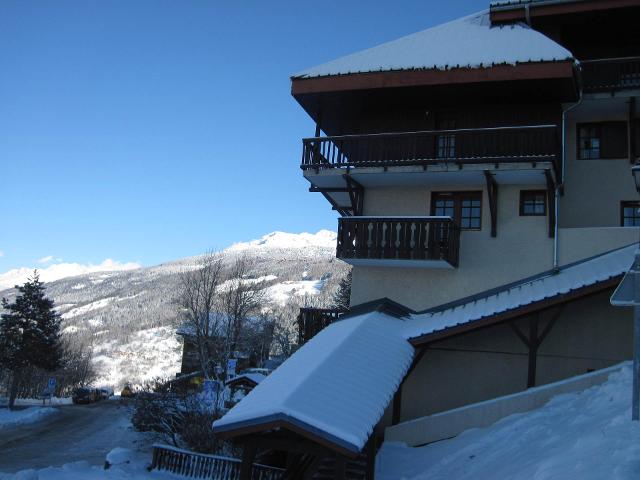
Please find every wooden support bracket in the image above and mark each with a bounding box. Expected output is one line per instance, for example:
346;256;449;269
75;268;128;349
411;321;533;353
484;171;498;237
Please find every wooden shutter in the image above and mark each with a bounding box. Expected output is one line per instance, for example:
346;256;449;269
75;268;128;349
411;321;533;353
601;121;628;159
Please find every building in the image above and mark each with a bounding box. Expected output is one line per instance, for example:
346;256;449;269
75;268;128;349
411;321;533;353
213;1;640;478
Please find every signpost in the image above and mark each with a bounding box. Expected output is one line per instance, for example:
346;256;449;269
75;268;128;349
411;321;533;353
611;250;640;421
41;377;56;406
227;358;237;379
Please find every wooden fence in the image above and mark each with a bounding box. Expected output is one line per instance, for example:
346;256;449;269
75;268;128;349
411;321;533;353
150;444;284;480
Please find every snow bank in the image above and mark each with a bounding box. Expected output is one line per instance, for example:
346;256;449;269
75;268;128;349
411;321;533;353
0;407;58;429
376;362;640;480
0;449;176;479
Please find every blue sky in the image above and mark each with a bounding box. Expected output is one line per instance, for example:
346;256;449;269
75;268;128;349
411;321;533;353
0;0;486;272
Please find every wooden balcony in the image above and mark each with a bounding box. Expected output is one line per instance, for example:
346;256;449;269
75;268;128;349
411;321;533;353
337;216;460;268
301;125;559;171
581;57;640;93
297;307;347;345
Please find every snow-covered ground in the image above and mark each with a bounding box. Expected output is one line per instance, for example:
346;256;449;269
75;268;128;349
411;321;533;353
376;362;640;480
0;408;58;430
0;449;180;480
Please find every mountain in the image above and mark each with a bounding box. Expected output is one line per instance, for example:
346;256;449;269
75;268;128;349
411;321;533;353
0;230;348;389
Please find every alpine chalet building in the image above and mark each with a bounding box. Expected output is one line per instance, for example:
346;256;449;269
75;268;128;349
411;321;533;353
213;1;640;478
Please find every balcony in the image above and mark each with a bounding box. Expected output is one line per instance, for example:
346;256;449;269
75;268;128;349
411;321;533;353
337;216;460;268
581;57;640;93
297;307;347;345
301;125;559;172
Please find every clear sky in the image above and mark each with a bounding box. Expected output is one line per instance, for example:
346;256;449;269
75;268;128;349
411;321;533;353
0;0;487;273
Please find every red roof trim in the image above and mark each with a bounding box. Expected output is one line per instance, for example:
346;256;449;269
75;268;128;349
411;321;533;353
291;61;575;96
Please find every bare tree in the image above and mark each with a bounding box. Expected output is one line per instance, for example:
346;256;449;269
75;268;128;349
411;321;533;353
221;254;268;369
177;252;224;381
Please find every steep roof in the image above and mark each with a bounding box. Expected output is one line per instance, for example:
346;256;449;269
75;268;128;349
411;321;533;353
403;244;635;343
293;11;573;80
212;311;414;454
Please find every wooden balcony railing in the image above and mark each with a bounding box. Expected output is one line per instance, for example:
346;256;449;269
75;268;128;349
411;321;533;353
301;125;559;170
581;57;640;93
297;307;347;345
150;444;284;480
337;217;460;267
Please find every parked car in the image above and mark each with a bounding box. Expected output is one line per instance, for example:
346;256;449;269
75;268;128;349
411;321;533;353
98;387;114;400
120;384;136;398
72;387;98;404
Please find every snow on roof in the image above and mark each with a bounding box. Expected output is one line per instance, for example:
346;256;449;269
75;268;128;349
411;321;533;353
490;0;573;7
226;373;266;386
403;244;635;341
213;311;414;453
293;11;573;79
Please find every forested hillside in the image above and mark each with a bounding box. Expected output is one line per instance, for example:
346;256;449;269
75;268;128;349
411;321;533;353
0;231;348;389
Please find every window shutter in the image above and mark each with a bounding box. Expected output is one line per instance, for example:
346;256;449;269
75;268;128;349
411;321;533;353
600;121;628;159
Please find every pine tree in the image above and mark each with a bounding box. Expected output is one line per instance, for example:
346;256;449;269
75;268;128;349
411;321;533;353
0;272;63;408
332;270;352;310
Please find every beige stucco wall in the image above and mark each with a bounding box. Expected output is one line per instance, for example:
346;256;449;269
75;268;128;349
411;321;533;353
351;184;554;310
560;95;638;228
395;291;632;424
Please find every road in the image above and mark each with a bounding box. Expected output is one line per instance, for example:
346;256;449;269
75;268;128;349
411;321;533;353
0;399;152;474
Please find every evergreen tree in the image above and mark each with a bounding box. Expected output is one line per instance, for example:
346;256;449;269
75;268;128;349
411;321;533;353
332;270;352;310
0;272;63;408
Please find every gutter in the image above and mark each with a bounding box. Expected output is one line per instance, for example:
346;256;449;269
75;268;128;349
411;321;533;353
555;68;583;271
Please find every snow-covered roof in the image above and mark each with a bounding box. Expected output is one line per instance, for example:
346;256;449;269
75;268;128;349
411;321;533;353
490;0;574;7
226;373;266;386
293;11;573;79
213;311;414;453
403;243;635;341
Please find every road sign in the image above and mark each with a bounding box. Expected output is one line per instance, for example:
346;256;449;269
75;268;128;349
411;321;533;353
227;359;237;377
203;380;215;401
47;377;56;393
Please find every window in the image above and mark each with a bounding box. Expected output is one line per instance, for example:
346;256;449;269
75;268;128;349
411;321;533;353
432;192;482;229
621;201;640;226
436;119;456;159
578;124;600;159
520;190;547;216
577;122;628;160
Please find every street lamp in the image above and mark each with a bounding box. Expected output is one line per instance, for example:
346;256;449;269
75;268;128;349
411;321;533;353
611;164;640;421
630;164;640;421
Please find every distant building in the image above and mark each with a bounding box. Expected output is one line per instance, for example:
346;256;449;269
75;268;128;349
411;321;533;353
214;2;640;478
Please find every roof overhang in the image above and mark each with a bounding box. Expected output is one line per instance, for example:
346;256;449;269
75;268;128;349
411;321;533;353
292;60;575;96
213;414;362;457
409;274;622;346
490;0;640;23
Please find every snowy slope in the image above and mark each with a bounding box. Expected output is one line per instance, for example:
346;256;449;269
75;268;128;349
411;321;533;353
376;362;640;480
0;231;347;390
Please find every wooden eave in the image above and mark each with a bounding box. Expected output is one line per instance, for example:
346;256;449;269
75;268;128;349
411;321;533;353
291;61;575;96
214;416;362;458
408;274;622;347
490;0;640;23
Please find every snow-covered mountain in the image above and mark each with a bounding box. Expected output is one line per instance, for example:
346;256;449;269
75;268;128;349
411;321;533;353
0;230;347;389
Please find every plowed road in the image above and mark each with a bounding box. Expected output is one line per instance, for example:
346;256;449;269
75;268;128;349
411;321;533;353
0;400;150;474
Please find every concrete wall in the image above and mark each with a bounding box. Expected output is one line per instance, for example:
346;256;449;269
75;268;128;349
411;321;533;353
395;291;632;424
385;363;624;446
